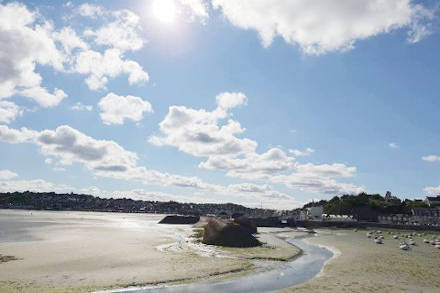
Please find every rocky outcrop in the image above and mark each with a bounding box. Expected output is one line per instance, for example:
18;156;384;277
158;215;200;224
234;216;257;234
202;218;261;247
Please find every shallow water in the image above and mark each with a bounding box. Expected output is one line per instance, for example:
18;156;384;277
117;236;333;293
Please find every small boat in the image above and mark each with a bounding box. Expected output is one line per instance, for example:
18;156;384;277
409;239;416;245
436;244;440;249
423;239;430;243
375;238;383;244
399;242;410;250
393;235;399;239
366;233;372;238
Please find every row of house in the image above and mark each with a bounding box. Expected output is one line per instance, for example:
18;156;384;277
295;195;440;225
379;195;440;226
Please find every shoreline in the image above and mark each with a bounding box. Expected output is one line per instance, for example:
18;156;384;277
0;210;303;293
279;229;440;293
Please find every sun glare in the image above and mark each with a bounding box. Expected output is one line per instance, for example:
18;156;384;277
152;0;177;23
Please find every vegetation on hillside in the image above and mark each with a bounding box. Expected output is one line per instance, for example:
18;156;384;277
304;192;428;220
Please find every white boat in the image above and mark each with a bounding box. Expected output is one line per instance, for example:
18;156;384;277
409;239;416;245
436;244;440;249
423;239;430;243
375;238;383;244
399;242;410;250
393;235;399;239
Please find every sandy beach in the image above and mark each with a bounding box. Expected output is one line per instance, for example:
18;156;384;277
0;210;299;292
279;229;440;293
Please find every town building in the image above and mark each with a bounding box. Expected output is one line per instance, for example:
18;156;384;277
306;206;323;221
425;195;440;207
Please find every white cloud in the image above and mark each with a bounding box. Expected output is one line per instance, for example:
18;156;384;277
216;91;248;110
53;26;88;55
149;92;256;157
422;155;440;162
18;87;67;108
0;178;73;193
0;101;22;124
295;163;356;178
0;1;149;111
179;0;209;22
199;147;294;180
389;142;399;149
289;147;314;157
0;170;18;180
424;185;440;195
0;124;138;171
84;9;143;52
152;92;363;195
212;0;434;54
77;3;104;18
0;2;67;107
0;124;219;192
0;124;301;207
269;161;361;195
0;125;37;143
73;48;149;90
71;102;93;112
98;93;153;125
272;173;363;195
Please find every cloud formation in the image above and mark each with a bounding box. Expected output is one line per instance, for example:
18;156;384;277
149;92;256;157
151;92;363;195
289;148;315;157
0;2;149;118
98;93;153;125
424;185;440;195
0;101;22;124
0;2;67;108
212;0;434;54
422;155;440;162
0;123;300;208
0;170;18;180
71;102;93;112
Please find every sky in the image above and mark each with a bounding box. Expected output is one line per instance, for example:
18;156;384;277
1;0;440;209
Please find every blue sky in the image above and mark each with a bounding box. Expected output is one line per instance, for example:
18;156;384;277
1;0;440;209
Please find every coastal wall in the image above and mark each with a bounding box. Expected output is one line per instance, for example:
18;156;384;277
294;220;440;232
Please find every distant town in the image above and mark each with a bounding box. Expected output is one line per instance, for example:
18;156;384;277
1;191;440;228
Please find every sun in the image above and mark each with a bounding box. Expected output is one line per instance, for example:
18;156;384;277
152;0;177;23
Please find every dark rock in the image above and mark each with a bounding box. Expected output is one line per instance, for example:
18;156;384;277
159;215;200;224
234;216;257;234
202;218;261;247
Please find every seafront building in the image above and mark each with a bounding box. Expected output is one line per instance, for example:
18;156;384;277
378;196;440;226
425;195;440;207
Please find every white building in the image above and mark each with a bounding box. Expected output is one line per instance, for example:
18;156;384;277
306;206;323;221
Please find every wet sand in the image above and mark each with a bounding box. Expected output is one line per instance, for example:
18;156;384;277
0;210;300;293
279;229;440;293
0;210;250;292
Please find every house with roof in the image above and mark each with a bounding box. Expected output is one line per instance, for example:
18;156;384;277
425;195;440;207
